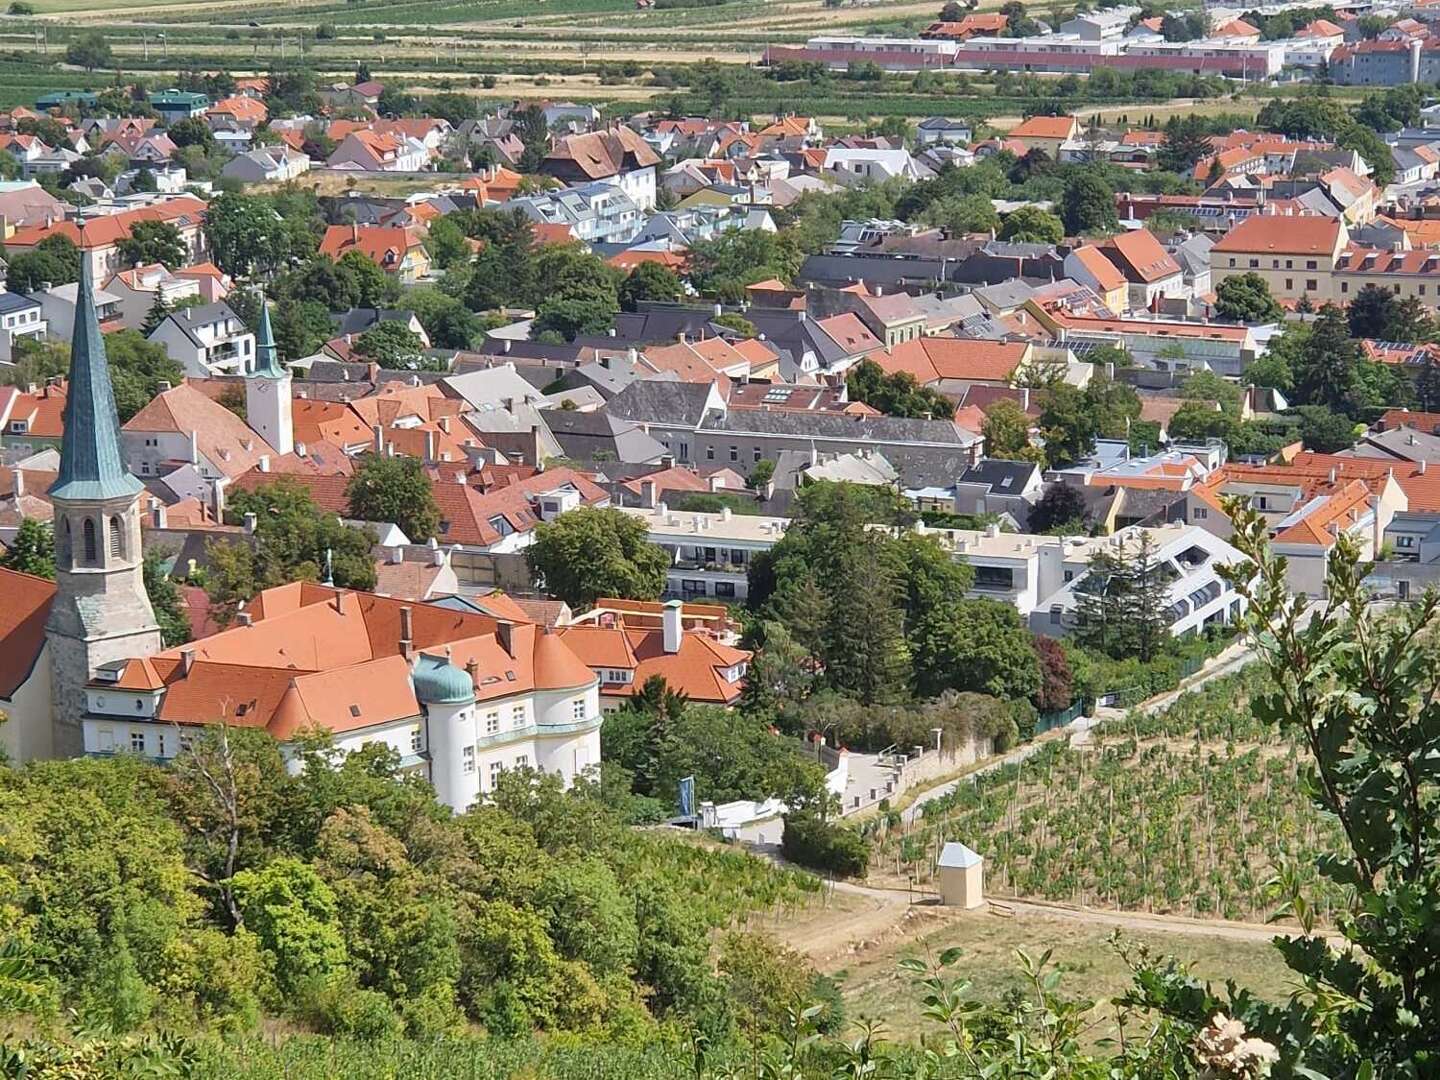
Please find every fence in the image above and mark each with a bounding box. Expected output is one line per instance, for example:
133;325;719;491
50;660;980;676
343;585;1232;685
1034;700;1084;735
1095;654;1205;709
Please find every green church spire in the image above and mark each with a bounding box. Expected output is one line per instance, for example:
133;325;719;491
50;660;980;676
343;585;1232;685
49;247;144;502
251;294;286;379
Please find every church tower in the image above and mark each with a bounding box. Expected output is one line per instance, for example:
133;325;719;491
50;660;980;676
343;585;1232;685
46;254;161;755
245;298;293;456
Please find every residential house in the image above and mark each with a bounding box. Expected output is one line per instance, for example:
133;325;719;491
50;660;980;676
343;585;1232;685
1334;246;1440;307
32;281;124;342
620;504;787;602
512;182;643;245
541;128;662;211
1101;228;1185;310
321;80;386;109
0;567;56;763
559;600;750;708
1006;115;1081;158
206;95;268;129
0;291;46;361
318;225;431;283
103;263;201;330
0;380;65;453
221;146;311;183
603;380;729;464
867;337;1045;398
1;195;209;278
147;302;255;378
327;131;429;173
1063;244;1131;313
947;459;1045;524
916;117;974;146
122;381;275;498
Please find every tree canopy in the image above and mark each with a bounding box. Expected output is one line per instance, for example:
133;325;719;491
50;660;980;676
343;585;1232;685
525;507;669;609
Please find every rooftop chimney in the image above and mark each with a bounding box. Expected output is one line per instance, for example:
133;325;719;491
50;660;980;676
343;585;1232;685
149;497;166;529
243;511;257;535
662;599;682;655
238;612;253;627
180;648;196;676
400;605;413;659
497;619;515;658
465;656;479;687
258;454;270;472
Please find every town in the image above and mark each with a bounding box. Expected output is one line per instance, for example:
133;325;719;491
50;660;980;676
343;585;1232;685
0;0;1438;1074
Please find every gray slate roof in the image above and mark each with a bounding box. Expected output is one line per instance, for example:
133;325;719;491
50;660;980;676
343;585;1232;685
606;380;717;428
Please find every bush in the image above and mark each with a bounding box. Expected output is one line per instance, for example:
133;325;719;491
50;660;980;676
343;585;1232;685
781;813;870;877
298;974;403;1041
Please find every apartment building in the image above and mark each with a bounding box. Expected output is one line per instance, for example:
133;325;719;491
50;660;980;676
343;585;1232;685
1209;212;1348;302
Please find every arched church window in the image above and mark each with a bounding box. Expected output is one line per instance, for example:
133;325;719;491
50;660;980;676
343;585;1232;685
60;519;72;566
82;518;97;564
109;516;124;560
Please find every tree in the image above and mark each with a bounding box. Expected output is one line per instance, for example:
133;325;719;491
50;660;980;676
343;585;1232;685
1214;272;1283;323
997;204;1064;245
1382;294;1436;344
206;479;376;621
1059;169;1116;236
422;216;470;270
618;262;683;311
143;550;192;648
4;234;80;293
1031;635;1072;711
921;193;999;235
532;294;616;342
345;454;441;542
105;330;184;422
912;598;1042;700
981;398;1032;458
167;116;215;153
352;322;426;368
1293;404;1358;453
119;220;186;269
687;229;801;303
1347;282;1397;339
1036;383;1096;468
405;286;481;350
525;507;669;608
1156;113;1213;174
65;32;112;71
0;518;54;579
273;298;336;362
1293;302;1359;415
204;192;291;277
1028;482;1088;534
140;290;172;336
1176;501;1440;1074
846;358;953;419
231;857;349;996
1072;531;1171;661
1418;359;1440;410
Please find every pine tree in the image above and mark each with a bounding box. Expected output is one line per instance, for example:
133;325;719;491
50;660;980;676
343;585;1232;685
140;290;171;336
1072;544;1127;657
1125;532;1172;663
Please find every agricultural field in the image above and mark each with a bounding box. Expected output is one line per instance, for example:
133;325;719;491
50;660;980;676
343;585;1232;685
868;665;1350;925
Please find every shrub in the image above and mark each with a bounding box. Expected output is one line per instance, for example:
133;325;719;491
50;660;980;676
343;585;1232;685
781;813;870;877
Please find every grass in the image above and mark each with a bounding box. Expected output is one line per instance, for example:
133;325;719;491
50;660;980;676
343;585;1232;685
840;906;1298;1043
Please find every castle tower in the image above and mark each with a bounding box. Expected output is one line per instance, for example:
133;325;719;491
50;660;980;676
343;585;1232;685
45;254;161;755
245;297;293;456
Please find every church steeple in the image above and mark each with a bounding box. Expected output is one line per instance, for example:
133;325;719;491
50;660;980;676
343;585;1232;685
49;256;144;502
251;293;285;379
45;241;161;756
245;293;293;456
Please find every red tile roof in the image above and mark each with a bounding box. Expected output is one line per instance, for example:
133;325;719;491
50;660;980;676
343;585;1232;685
1212;213;1344;256
0;568;55;700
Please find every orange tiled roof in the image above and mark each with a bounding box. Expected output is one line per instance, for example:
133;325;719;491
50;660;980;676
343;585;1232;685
1009;115;1079;141
6;196;207;251
0;568;55;699
870;337;1028;385
1212;213;1343;256
318;224;424;267
103;584;598;738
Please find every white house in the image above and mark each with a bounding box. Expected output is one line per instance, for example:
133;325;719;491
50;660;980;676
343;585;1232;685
0;291;47;362
147;301;254;377
104;263;202;330
619;505;790;602
221;146;312;184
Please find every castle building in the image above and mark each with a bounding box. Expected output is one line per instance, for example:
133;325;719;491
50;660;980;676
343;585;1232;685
44;255;161;755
